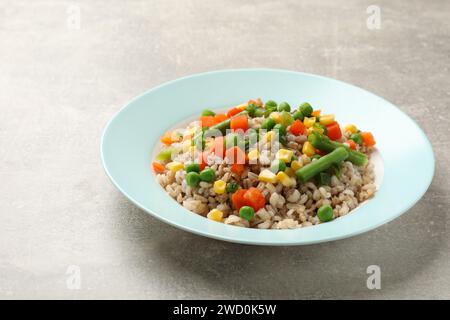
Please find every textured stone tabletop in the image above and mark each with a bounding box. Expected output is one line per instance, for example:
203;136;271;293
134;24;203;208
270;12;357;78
0;0;449;299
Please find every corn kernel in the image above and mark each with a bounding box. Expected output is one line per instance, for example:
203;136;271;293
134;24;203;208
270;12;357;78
166;161;184;173
276;171;295;187
207;209;224;222
276;149;294;163
236;103;247;110
304;117;316;128
259;169;278;184
319;114;335;126
302;141;316;157
213;180;226;194
345;124;358;134
262;131;275;142
247;149;260;162
270;112;282;123
290;160;302;171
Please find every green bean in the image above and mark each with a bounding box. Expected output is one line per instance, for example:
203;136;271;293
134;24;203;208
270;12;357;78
308;132;368;166
209;111;248;133
296;147;349;182
350;132;363;145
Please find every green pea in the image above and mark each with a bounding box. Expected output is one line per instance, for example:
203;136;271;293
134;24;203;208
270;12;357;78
199;168;215;182
278;102;291;112
317;172;331;186
350;132;363;145
280;111;294;126
273;124;287;136
270;159;286;173
265;100;277;109
226;182;239;193
246;104;257;117
185;163;200;173
261;118;276;130
239;206;255;221
186;172;201;187
299;103;313;117
201;109;215;116
317;205;334;222
253;108;265;117
293;110;304;121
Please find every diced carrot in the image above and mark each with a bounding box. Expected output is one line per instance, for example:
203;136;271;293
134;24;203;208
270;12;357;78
199;116;217;128
243;187;265;211
230;115;249;131
326;122;342;141
227;107;242;118
212;136;225;158
312;110;321;117
345;140;357;150
152;162;165;174
231;189;248;210
289;120;306;136
160;131;180;145
225;146;246;165
214;113;228;123
360;132;376;147
197;151;208;170
231;163;245;175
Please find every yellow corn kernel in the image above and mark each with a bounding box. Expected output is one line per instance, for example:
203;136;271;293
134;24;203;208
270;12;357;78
290;160;303;171
345;124;358;134
270;112;282;123
276;171;294;187
262;131;275;142
319;114;335;126
312;125;325;134
276;149;294;163
247;149;260;162
259;169;278;184
304;117;316;128
302;141;316;157
207;209;224;222
166;161;184;173
285;167;295;177
236;103;248;110
213;180;226;194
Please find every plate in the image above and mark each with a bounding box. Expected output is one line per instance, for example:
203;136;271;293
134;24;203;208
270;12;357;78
101;69;434;245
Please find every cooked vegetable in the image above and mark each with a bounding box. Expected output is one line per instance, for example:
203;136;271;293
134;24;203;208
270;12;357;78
160;131;181;145
231;189;248;210
312;110;321;117
280;111;294;126
226;182;239;193
302;141;316;157
185;163;200;173
259;169;278;183
213;180;226;194
345;139;357;150
317;172;331;186
247;149;259;162
207;209;223;222
201;109;216;116
299;102;313;117
261;118;276;130
344;124;358;134
245;103;257;116
156;148;173;162
304;117;316;128
270;159;287;173
319;114;335;126
214;113;228;123
276;171;296;187
230;115;249;131
265;100;277;109
296;147;349;182
276;149;294;163
317;204;334;222
243;187;266;211
278;102;291;112
290;160;302;171
199;168;215;182
361;132;376;147
239;206;255;221
253;108;265;117
166;161;184;173
209;110;247;133
231;163;245;175
293;110;305;121
273;123;287;136
326;122;342;140
308;132;368;166
227;107;242;118
350;132;363;145
152;162;165;174
225;146;246;164
289;119;306;135
186;171;201;187
199;116;217;128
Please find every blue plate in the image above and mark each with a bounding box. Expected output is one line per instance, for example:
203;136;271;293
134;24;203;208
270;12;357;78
101;69;434;245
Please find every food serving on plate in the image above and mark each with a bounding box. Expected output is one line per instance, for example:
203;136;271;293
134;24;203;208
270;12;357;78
152;98;377;229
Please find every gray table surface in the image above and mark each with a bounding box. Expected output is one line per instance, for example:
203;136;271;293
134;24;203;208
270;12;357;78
1;0;449;299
